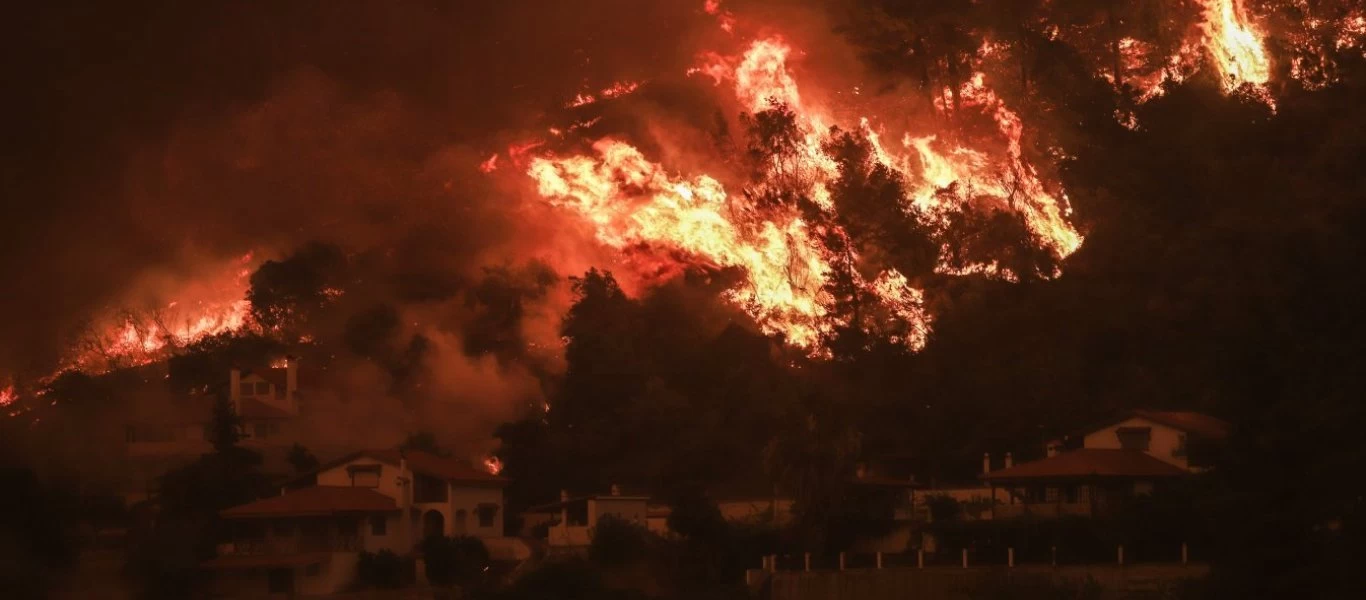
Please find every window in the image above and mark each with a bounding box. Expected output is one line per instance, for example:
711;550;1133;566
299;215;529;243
1044;486;1060;503
349;465;381;487
337;518;358;538
1173;433;1188;458
256;381;271;395
370;516;387;536
1064;485;1080;504
413;475;448;503
240;380;254;396
304;563;321;577
271;522;292;537
1116;427;1152;451
253;423;271;439
477;504;498;528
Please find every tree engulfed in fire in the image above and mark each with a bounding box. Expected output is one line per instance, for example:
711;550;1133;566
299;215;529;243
528;36;1081;352
60;253;259;375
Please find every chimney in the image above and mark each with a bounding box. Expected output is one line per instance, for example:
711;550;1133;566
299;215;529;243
229;368;242;414
609;484;621;496
1004;452;1014;469
982;452;991;476
285;356;299;414
1046;440;1061;458
396;454;412;549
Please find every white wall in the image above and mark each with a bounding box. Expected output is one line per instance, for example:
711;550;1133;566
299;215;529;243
450;485;505;538
589;497;648;527
1083;417;1189;469
316;457;405;501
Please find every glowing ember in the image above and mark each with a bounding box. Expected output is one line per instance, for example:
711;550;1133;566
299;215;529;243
1201;0;1272;92
565;80;644;108
479;154;499;173
0;385;15;408
483;456;504;475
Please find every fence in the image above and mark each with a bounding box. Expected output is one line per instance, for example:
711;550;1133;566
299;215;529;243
750;546;1206;600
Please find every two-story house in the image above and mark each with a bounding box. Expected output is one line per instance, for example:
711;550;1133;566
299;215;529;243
120;358;308;504
206;448;509;596
982;410;1231;519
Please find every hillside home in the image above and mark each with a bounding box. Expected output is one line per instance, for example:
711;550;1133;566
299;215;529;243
983;410;1231;519
206;448;510;596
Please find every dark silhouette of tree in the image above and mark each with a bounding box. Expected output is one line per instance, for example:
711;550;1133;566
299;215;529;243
286;443;319;474
247;241;348;337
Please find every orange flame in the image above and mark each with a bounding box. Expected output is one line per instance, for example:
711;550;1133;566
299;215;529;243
527;36;1083;352
483;455;504;475
1202;0;1272;92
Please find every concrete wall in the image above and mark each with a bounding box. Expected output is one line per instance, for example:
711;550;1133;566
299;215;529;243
317;457;405;501
1084;417;1189;470
450;485;504;538
589;497;648;527
761;563;1208;600
718;498;796;524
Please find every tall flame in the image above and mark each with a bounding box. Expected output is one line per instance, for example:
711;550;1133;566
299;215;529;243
527;37;1082;352
1202;0;1272;92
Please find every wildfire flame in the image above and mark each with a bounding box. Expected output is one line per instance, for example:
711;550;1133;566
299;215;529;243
1202;0;1272;92
527;36;1082;352
60;253;259;375
483;455;504;475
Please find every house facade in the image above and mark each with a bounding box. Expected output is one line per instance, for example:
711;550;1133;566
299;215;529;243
207;448;510;596
982;410;1230;519
527;487;659;551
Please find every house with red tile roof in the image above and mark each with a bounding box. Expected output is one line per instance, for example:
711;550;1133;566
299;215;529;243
206;448;518;596
981;410;1231;519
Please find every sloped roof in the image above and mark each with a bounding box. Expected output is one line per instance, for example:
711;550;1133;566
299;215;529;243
220;486;397;518
1130;410;1231;440
299;449;507;488
982;449;1188;482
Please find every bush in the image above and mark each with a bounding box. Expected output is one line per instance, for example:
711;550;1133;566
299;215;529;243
422;535;490;590
357;549;409;589
588;515;652;567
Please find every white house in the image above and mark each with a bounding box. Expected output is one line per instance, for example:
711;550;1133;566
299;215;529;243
206;448;511;596
982;410;1231;519
526;486;669;551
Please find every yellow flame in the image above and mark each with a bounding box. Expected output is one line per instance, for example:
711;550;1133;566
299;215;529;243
1202;0;1272;91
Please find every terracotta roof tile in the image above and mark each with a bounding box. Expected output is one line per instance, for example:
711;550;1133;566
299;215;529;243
220;486;397;518
1131;410;1231;440
982;449;1188;481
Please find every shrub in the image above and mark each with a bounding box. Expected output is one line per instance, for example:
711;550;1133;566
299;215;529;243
357;549;409;589
422;535;490;590
588;515;652;567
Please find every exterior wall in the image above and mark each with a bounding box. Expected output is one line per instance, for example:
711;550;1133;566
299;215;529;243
317;458;405;502
450;485;505;538
1083;417;1189;470
588;497;648;527
718;498;797;524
